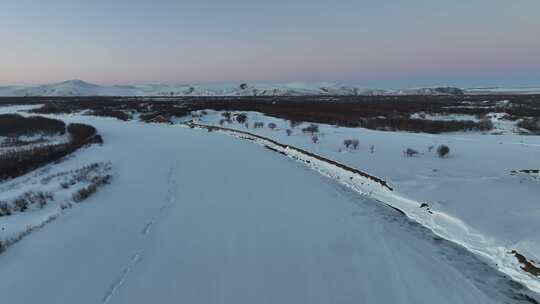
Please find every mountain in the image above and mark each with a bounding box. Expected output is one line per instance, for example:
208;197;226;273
4;80;527;97
0;80;131;97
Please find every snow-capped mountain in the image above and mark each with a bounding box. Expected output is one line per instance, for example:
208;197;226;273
0;80;462;97
4;79;527;97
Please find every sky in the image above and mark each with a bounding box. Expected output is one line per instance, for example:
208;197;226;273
1;0;539;88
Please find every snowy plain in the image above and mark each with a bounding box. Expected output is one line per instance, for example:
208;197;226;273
0;105;539;303
191;110;540;290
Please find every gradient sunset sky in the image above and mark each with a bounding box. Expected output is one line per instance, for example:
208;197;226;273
1;0;539;87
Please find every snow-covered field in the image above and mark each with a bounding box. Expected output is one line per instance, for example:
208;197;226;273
191;110;540;289
0;105;539;303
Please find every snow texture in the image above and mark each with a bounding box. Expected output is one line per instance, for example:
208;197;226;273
194;110;540;293
0;106;538;303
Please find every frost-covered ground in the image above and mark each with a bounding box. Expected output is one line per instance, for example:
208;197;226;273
0;105;539;303
192;110;540;289
0;161;111;246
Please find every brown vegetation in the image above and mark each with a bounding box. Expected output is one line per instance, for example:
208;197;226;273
0;120;102;181
7;94;540;133
0;114;65;137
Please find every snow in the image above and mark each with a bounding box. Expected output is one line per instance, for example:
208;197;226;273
487;112;525;134
2;80;540;97
0;107;538;303
0;104;42;114
466;87;540;95
0;80;468;97
194;110;540;291
0;152;111;246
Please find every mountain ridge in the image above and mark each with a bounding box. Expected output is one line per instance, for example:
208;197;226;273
0;80;538;96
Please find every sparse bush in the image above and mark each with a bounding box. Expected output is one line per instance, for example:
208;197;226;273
343;139;359;149
286;129;292;136
289;120;302;129
518;118;540;132
88;109;130;121
404;148;419;157
311;135;319;144
13;197;29;212
72;175;111;203
221;112;232;120
478;117;494;131
268;122;277;130
73;187;92;202
302;124;319;134
235;113;248;123
12;191;53;211
437;145;450;158
0;201;11;216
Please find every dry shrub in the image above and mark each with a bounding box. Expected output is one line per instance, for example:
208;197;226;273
9;191;53;213
404;148;419;157
235;113;248;123
88;109;130;121
72;175;111;203
0;122;102;181
67;123;97;145
0;114;65;137
302;124;319;134
437;145;450;158
518;118;540;132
